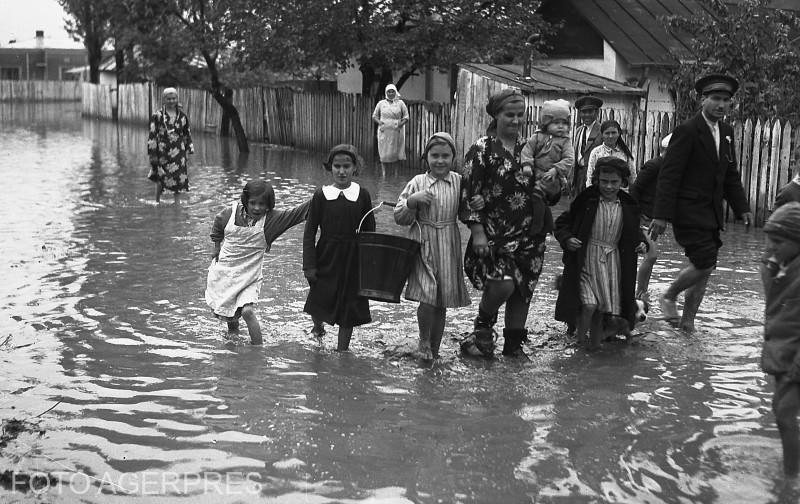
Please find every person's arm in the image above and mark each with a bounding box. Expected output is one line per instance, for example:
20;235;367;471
302;192;322;276
552;138;575;181
721;125;750;222
209;206;232;259
585;146;600;187
399;100;409;127
360;188;376;232
264;199;311;244
372;102;382;126
520;137;536;169
147;113;159;167
182;112;194;154
394;177;420;226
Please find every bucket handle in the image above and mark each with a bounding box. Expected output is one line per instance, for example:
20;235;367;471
357;200;422;238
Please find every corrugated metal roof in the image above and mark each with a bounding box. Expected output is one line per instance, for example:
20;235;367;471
461;63;645;96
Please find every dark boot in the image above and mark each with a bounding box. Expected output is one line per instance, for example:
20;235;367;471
460;308;497;357
502;328;529;359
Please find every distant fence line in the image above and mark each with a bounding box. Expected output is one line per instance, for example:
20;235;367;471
0;79;81;101
78;82;797;226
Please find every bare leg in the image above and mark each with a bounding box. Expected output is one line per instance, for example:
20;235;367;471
416;303;435;360
587;310;604;350
311;317;325;339
575;304;596;345
775;378;800;477
661;264;712;322
155;183;163;203
240;305;263;345
636;238;658;299
481;279;516;315
337;326;354;351
429;307;446;359
226;318;240;334
679;270;711;333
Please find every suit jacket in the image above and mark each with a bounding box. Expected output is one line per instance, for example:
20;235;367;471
652;112;749;230
630;155;663;218
573;121;602;168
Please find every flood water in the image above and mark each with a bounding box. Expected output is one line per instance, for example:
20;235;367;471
0;103;790;503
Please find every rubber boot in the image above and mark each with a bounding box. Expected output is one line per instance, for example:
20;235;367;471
502;328;529;359
460;307;497;357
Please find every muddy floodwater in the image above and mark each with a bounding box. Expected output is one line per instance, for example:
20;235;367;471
0;103;791;503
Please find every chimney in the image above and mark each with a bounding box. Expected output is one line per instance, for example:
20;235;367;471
35;30;44;48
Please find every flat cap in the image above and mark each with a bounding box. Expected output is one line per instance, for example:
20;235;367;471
575;95;603;111
694;74;739;96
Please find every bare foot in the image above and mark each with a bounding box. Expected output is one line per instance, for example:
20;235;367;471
417;342;433;361
659;294;679;324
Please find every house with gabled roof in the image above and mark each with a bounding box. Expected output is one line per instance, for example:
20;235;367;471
535;0;800;113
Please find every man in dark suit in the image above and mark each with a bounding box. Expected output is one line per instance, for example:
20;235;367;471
571;95;604;198
649;74;752;332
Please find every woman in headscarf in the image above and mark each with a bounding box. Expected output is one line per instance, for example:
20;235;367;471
372;84;409;171
147;87;194;203
458;89;551;359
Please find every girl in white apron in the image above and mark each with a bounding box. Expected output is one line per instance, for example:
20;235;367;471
206;180;309;344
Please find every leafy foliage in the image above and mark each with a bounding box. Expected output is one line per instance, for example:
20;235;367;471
665;0;800;123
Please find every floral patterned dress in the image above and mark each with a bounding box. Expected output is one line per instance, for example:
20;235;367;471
459;136;549;304
147;107;194;192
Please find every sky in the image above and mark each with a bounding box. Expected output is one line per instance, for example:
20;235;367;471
0;0;82;48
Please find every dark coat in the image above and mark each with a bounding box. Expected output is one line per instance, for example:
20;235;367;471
553;186;645;329
573;121;603;168
630;155;663;218
652;113;749;230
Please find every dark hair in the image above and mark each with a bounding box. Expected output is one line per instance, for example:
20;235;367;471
591;156;631;188
323;144;362;175
600;120;634;160
241;180;275;212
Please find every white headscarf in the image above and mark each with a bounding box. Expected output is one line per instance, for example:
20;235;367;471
384;84;400;101
162;87;178;99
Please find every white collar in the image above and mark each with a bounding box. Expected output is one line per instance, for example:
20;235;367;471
322;182;360;201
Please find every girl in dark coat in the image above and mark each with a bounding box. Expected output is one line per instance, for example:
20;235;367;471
554;157;647;349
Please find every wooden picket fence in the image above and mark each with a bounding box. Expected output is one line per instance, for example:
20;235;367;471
79;82;798;226
0;79;82;101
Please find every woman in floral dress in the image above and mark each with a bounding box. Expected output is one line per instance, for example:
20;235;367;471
147;87;194;203
458;89;551;359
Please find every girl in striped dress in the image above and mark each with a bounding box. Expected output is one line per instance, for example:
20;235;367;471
554;157;647;350
394;132;471;360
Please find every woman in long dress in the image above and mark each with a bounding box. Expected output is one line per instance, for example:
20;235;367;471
147;87;194;203
372;84;409;171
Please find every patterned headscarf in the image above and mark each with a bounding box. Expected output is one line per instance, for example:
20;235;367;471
485;89;525;136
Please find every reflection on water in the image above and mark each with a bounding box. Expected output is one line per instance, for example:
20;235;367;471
0;103;789;503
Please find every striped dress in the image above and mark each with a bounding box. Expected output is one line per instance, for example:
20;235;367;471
394;172;470;308
579;198;623;314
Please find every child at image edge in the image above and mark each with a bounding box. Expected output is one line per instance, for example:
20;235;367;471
394;132;471;360
205;180;310;344
303;144;375;352
760;202;800;477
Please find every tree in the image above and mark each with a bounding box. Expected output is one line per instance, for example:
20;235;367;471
59;0;115;84
245;0;554;97
665;0;800;123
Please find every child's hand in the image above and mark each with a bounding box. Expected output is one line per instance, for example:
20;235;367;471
565;237;582;251
468;195;485;211
409;190;434;209
635;242;647;254
304;269;317;286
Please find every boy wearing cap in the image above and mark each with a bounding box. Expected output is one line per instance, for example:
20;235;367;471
520;98;575;204
572;95;604;198
649;74;752;332
760;202;800;476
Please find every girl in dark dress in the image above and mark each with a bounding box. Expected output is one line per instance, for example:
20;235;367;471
303;144;375;351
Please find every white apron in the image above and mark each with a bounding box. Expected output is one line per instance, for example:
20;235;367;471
205;202;267;317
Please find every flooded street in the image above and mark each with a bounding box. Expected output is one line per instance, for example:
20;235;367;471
0;103;788;503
